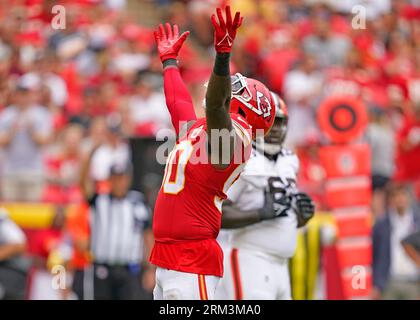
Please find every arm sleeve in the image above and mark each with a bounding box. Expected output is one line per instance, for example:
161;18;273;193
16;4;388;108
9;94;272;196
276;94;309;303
163;66;197;135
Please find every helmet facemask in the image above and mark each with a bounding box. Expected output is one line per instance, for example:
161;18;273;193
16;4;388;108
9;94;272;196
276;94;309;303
231;73;252;101
255;115;288;155
255;90;288;155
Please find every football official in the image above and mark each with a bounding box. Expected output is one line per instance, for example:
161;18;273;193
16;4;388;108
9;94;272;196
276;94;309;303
79;146;154;300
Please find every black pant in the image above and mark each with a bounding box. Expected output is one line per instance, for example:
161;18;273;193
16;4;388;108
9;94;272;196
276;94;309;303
72;268;88;300
72;264;151;300
372;174;390;191
0;266;27;300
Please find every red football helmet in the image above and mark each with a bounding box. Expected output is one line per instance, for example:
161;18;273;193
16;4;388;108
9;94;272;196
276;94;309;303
230;73;275;138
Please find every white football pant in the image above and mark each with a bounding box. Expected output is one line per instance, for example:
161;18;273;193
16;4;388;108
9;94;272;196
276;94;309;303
216;247;291;300
153;267;220;300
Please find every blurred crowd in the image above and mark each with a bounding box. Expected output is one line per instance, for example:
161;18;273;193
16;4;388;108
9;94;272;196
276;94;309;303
0;0;419;299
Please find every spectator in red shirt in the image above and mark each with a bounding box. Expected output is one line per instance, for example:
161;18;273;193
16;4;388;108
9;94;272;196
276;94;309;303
43;124;84;205
396;103;420;198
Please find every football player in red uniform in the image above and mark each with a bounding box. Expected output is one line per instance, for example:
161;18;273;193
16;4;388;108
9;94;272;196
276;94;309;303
150;6;276;300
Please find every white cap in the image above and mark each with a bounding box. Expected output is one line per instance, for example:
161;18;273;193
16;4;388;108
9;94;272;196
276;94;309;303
17;73;41;91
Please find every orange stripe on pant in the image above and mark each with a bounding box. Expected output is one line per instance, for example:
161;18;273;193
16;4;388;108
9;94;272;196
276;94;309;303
230;248;243;300
198;274;208;300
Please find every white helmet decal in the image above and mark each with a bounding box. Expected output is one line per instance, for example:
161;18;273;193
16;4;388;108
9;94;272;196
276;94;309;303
231;73;272;118
256;91;272;118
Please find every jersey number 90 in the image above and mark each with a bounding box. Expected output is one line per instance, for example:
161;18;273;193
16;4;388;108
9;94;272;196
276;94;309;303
162;141;194;194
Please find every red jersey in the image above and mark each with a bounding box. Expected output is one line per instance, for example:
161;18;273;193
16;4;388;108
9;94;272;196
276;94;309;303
396;116;420;180
150;114;252;276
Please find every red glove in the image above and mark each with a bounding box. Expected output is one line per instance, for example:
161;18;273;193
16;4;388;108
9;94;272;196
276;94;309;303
211;6;243;53
154;23;190;62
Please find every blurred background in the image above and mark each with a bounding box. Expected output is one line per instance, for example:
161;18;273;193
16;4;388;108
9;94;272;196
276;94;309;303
0;0;419;300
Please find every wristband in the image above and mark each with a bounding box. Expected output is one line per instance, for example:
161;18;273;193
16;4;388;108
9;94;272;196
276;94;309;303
213;53;230;76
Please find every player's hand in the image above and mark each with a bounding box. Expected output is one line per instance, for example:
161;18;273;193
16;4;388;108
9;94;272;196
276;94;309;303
211;6;243;53
154;23;190;63
293;192;315;228
142;268;156;292
259;179;292;221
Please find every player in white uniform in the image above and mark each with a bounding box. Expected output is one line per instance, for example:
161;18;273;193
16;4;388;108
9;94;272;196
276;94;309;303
216;93;315;300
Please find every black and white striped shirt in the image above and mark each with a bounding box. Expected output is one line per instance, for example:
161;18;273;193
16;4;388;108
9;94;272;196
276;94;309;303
88;191;150;266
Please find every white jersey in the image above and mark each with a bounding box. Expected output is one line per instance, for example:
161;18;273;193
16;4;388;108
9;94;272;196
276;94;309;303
226;147;299;258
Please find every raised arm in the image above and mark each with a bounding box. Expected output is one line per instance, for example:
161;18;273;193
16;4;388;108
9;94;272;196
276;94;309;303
154;23;196;135
206;6;243;168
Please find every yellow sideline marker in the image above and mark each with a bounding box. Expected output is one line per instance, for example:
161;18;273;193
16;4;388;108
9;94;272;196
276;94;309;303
0;203;66;229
